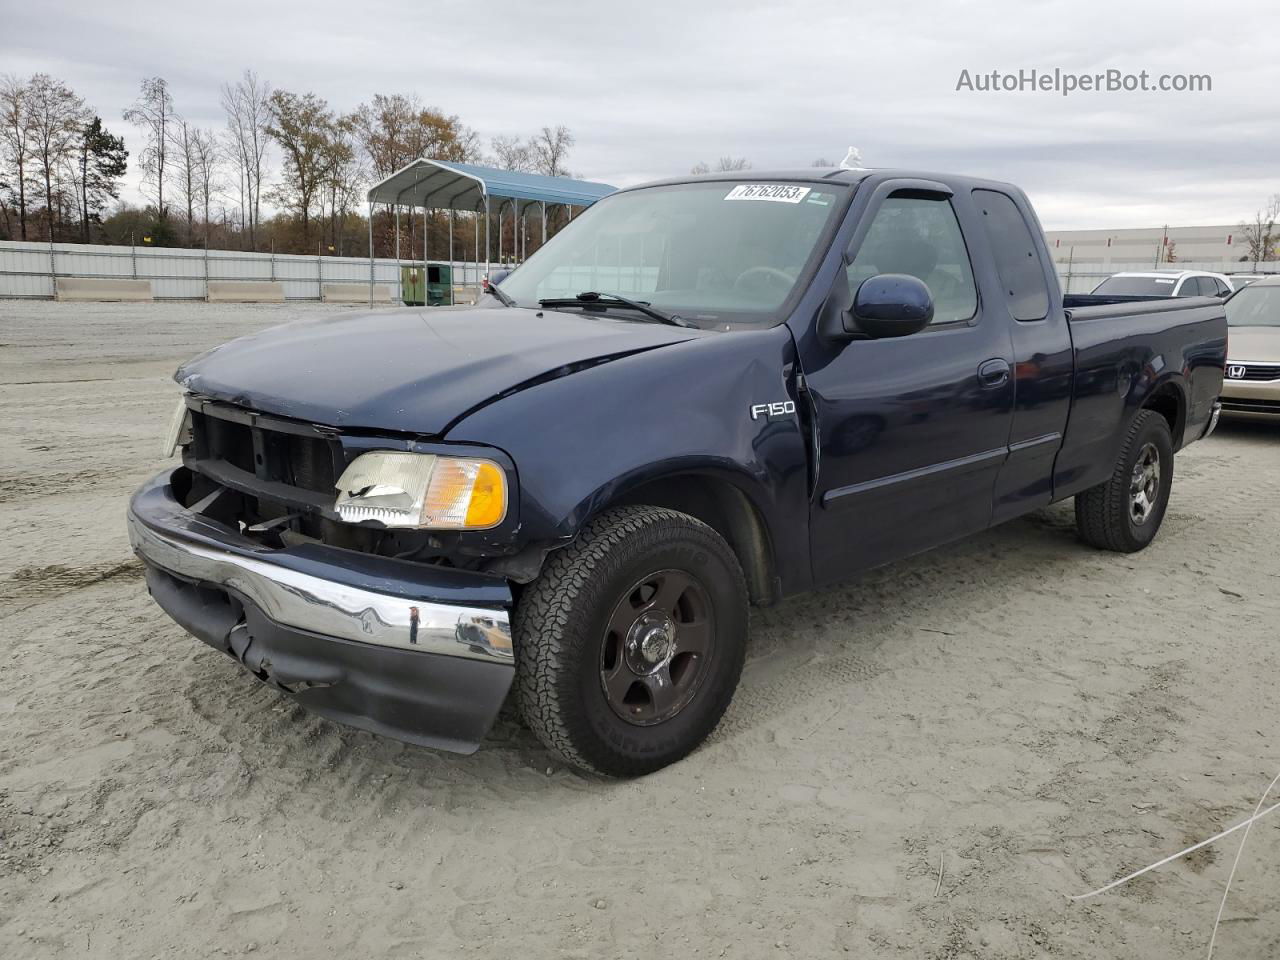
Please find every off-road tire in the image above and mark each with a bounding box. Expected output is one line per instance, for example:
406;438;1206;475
1074;409;1174;552
514;505;748;777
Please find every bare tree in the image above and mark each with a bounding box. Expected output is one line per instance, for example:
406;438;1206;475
529;125;574;177
220;70;271;249
491;134;532;171
690;156;750;174
811;157;835;167
190;128;220;245
223;125;248;240
169;118;199;242
0;74;34;239
321;114;363;254
25;73;88;237
1240;196;1280;270
123;76;175;219
0;186;15;239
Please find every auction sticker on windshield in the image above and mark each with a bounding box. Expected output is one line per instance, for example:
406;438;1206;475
724;184;811;203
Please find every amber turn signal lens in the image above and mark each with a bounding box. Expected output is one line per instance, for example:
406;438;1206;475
464;461;506;528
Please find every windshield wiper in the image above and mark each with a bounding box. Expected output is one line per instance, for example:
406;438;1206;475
487;283;516;307
538;291;695;328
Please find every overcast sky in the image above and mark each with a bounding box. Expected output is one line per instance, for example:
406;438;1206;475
5;0;1277;230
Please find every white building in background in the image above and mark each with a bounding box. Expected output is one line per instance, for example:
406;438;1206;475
1045;224;1257;265
1042;224;1279;293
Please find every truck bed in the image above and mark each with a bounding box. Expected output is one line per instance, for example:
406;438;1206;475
1053;295;1227;498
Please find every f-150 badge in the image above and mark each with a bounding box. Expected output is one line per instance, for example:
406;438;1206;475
750;401;796;422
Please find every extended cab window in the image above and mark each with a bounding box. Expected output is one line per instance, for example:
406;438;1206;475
973;189;1049;321
847;195;977;324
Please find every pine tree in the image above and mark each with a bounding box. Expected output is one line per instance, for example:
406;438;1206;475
77;116;127;242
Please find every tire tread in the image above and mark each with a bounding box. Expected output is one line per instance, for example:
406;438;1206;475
1074;410;1171;552
514;505;746;776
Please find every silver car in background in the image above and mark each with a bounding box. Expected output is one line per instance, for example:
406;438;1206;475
1221;277;1280;420
1227;274;1273;290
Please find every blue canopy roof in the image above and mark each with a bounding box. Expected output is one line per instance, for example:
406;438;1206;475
367;158;616;212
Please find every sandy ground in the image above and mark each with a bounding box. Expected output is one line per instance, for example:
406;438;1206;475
0;300;1277;960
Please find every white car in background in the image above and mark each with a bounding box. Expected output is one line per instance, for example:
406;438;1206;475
1092;270;1234;299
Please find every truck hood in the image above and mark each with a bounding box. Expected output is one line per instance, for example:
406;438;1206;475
176;306;705;434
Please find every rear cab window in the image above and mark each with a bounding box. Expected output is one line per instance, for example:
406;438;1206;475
972;189;1050;321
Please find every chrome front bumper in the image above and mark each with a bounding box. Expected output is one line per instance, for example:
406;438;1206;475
127;469;513;664
128;468;516;753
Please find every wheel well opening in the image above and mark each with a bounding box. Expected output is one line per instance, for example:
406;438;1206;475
1143;383;1186;448
607;475;778;605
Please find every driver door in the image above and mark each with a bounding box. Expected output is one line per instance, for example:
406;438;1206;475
799;182;1015;583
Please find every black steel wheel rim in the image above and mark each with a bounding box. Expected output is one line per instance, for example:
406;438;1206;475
599;569;715;726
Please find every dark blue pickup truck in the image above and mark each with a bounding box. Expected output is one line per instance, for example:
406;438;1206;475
129;168;1226;776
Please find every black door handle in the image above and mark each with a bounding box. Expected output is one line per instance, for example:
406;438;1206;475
978;358;1011;388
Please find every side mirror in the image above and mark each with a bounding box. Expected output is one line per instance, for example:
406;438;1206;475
847;274;934;338
483;269;513;293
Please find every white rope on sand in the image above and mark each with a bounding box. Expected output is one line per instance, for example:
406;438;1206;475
1069;796;1280;902
1205;771;1280;959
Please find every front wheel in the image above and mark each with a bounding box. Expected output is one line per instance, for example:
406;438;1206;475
514;506;748;777
1074;409;1174;552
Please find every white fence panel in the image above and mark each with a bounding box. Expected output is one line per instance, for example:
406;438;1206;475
0;239;490;302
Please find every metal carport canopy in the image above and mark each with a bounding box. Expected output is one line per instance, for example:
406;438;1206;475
364;159;616;306
367;159;617;211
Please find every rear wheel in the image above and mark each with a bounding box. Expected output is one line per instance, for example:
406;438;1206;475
1074;410;1174;552
515;506;748;777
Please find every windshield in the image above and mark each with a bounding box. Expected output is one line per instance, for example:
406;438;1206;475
1092;276;1178;297
1226;283;1280;326
496;180;849;325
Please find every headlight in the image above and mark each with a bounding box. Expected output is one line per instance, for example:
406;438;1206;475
162;398;192;459
334;452;507;530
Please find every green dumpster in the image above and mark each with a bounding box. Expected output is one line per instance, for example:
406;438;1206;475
400;265;425;306
426;264;453;306
400;264;453;306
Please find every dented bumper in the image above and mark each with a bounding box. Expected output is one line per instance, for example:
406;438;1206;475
127;468;515;753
